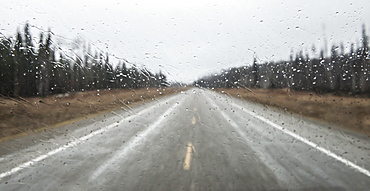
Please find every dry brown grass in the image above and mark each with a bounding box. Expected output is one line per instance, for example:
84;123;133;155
216;88;370;136
0;87;186;139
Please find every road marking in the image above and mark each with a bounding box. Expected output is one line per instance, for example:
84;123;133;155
205;92;370;178
183;142;194;170
0;95;181;180
90;97;185;181
191;116;196;125
229;102;370;177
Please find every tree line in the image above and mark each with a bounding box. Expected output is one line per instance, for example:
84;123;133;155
0;23;168;97
195;25;370;94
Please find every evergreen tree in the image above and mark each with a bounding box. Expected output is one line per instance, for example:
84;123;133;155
23;22;37;96
0;37;14;95
251;57;259;88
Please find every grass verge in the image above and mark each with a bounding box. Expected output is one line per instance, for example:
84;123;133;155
215;88;370;137
0;87;186;141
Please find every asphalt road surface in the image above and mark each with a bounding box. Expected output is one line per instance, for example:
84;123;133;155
0;88;369;190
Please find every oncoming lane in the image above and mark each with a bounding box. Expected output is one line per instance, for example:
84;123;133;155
0;88;369;190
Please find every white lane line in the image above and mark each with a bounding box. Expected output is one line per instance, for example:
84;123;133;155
0;95;180;180
229;102;370;177
89;97;185;181
205;92;370;177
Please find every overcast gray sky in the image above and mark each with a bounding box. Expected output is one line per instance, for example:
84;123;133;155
1;0;370;83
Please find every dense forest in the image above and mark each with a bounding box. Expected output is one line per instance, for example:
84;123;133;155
0;23;168;97
195;25;370;94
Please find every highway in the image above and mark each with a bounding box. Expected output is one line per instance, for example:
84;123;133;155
0;88;369;190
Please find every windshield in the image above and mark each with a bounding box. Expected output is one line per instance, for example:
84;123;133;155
0;0;369;190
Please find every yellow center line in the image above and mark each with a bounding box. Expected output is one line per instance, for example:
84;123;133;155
183;142;193;170
191;116;196;125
